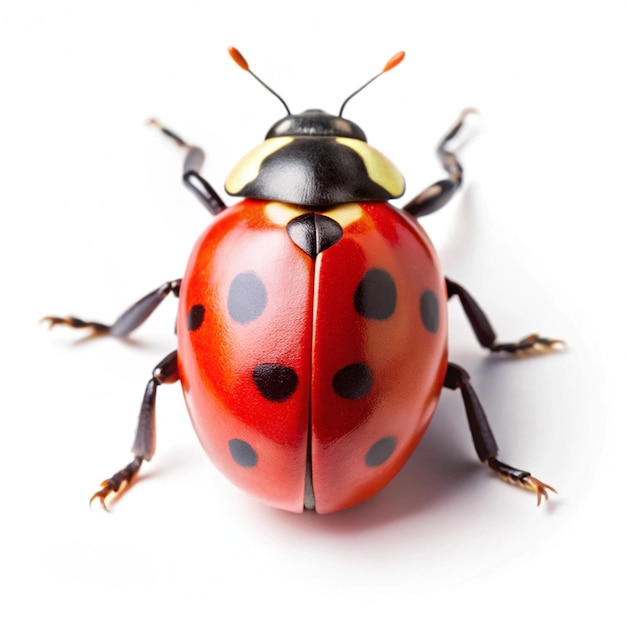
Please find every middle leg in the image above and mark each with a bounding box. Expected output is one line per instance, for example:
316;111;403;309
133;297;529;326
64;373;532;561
446;277;563;355
43;279;182;338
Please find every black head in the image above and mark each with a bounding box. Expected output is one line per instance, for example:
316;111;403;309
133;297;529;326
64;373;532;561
224;49;406;206
266;109;367;142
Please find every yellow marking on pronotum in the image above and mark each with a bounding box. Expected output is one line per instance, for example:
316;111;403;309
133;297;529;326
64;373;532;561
226;137;293;194
264;202;306;226
322;203;364;228
336;137;405;198
265;202;364;228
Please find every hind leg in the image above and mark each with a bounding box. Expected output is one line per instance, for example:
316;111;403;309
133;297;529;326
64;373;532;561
90;350;179;509
444;362;555;505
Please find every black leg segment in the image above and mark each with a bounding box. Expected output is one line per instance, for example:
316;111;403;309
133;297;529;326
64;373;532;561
444;362;556;505
403;108;476;218
90;350;180;509
446;277;564;355
149;119;226;215
444;363;497;462
43;279;181;338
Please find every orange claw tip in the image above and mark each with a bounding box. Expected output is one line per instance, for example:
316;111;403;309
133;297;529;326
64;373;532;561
461;107;480;118
527;477;557;506
228;46;249;71
383;51;405;73
89;493;108;512
147;118;163;130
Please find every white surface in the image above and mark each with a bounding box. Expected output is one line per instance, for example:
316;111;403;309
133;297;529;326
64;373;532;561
1;1;623;623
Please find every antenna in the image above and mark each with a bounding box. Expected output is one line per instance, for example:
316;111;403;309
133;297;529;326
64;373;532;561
339;51;405;118
228;47;291;115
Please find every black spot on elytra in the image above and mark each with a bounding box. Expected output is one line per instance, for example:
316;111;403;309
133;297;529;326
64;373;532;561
187;304;205;331
332;363;373;400
253;363;298;402
365;437;397;467
420;289;439;333
354;269;396;320
228;272;267;324
228;439;258;468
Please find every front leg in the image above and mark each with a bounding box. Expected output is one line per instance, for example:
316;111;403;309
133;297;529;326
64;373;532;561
149;119;226;215
43;279;181;338
403;108;476;218
446;277;564;355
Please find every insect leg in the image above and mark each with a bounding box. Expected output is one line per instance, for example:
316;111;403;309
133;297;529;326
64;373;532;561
444;362;555;505
43;279;181;338
445;278;564;355
90;350;179;509
402;108;476;218
149;119;226;215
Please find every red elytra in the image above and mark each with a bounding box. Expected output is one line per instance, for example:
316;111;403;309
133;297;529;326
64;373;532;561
177;199;447;513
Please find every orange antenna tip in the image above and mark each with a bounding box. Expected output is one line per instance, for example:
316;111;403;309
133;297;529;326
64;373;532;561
383;51;405;73
228;46;249;71
227;46;290;114
339;51;406;117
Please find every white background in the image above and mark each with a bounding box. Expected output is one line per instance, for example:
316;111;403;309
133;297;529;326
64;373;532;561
1;1;624;623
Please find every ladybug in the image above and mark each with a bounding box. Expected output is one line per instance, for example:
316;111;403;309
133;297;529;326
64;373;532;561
44;48;561;512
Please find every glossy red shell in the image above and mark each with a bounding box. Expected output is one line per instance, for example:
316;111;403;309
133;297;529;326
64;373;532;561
177;198;447;513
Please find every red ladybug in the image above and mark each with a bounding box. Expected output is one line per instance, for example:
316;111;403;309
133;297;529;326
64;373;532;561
45;48;561;512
